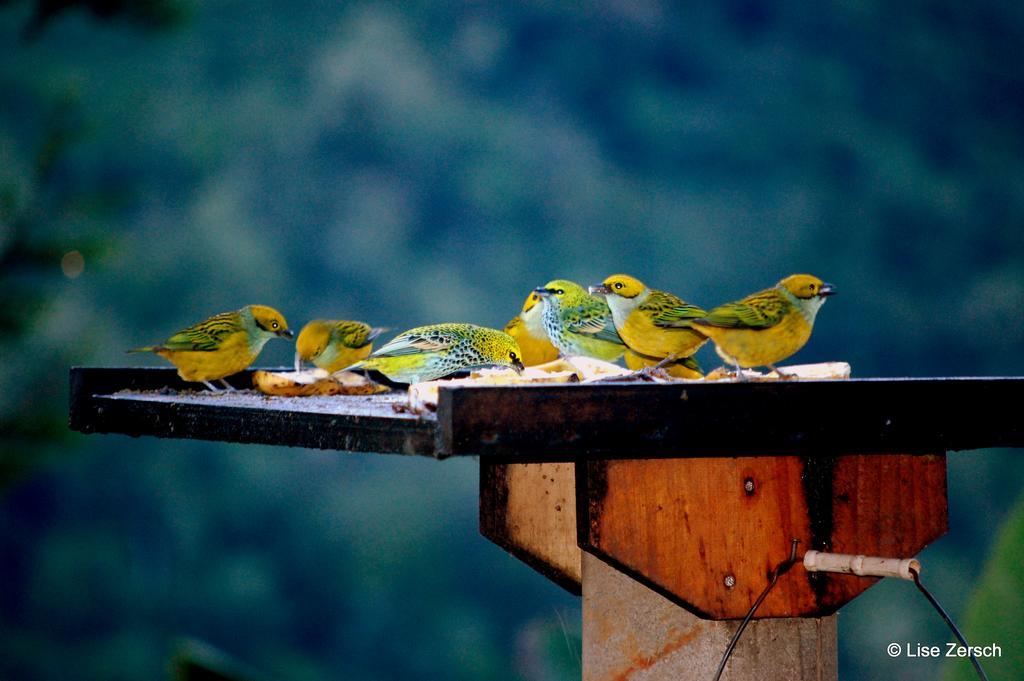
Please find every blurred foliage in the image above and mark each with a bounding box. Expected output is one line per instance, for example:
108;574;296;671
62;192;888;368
0;0;1023;680
0;91;116;487
3;0;189;40
171;638;267;681
944;491;1024;681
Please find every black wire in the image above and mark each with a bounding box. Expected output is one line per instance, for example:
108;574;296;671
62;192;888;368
713;552;988;681
909;567;989;681
712;540;800;681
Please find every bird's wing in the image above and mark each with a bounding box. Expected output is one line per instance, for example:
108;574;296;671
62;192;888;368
642;291;707;328
566;300;624;345
159;312;243;351
696;290;788;329
369;329;457;357
336;321;380;349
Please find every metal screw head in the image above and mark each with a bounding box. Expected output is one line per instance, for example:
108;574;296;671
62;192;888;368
743;478;755;494
724;574;736;588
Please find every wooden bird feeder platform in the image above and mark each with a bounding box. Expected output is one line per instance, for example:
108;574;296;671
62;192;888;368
70;367;1024;680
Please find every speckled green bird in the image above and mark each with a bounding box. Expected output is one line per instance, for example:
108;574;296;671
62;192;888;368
294;319;385;373
345;323;525;384
534;279;626;362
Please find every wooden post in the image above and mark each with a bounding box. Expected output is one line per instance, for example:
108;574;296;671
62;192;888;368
582;553;837;680
481;453;946;679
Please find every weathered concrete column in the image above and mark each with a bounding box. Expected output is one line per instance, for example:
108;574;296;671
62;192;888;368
582;553;837;681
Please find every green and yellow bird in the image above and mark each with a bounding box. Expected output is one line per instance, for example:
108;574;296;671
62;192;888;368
590;274;707;378
129;305;293;390
294;319;385;373
534;279;626;362
345;323;525;384
693;274;837;376
504;291;559;366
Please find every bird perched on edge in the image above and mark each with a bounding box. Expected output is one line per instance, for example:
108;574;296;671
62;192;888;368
345;323;525;384
534;279;626;362
692;274;837;377
128;305;293;390
504;291;559;366
294;319;385;372
590;274;707;379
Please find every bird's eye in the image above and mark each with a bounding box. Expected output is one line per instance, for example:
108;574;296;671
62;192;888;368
556;289;564;295
614;282;623;290
509;352;518;361
272;321;279;329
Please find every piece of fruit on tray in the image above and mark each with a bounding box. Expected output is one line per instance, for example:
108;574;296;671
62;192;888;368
252;369;390;396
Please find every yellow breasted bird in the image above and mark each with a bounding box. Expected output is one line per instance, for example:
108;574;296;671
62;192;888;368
129;305;293;390
692;274;837;376
534;279;625;362
294;319;385;372
345;323;525;384
503;291;559;366
590;273;707;377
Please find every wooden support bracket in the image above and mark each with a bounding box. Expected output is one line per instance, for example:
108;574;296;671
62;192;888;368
480;461;582;593
578;454;948;619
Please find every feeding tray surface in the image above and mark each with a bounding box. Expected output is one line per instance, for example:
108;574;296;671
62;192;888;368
70;367;1024;459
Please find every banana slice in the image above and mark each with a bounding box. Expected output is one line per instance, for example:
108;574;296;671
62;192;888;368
253;369;390;396
704;362;852;381
407;366;581;413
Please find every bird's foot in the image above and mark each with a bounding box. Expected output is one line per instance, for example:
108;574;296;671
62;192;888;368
629;354;676;381
651;353;679;370
767;365;796;380
218;379;238;391
202;380;221;392
636;366;672;383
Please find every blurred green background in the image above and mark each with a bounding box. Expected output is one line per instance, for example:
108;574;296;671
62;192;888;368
2;1;1023;679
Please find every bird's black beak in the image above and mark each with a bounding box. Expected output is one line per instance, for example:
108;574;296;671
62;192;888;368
534;287;554;297
279;328;295;339
589;283;611;296
818;283;838;297
512;358;525;374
